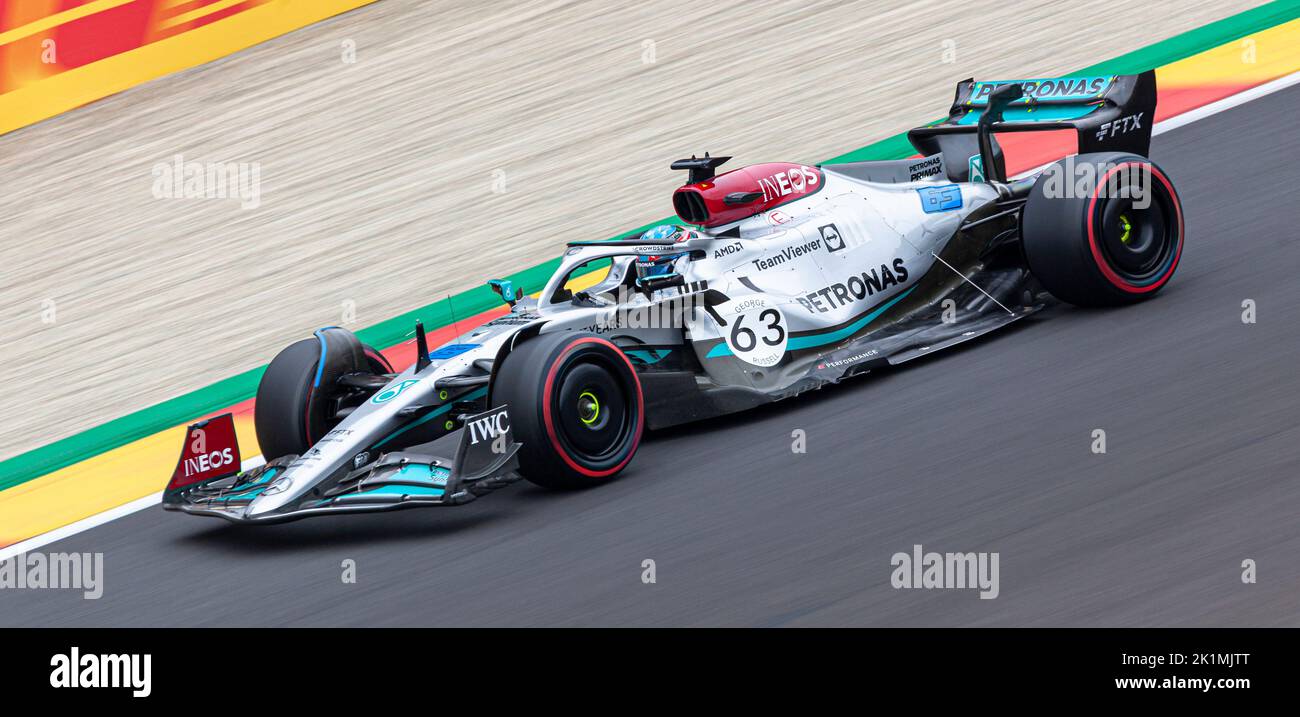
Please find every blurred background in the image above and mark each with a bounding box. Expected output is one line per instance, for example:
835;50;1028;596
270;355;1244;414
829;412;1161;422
0;0;1260;458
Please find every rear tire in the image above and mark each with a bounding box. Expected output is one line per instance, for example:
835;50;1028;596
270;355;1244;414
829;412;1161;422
492;332;644;489
254;328;382;460
1021;152;1183;307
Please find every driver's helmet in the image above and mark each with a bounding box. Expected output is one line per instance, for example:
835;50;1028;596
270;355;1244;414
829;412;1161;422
640;224;689;242
634;224;692;279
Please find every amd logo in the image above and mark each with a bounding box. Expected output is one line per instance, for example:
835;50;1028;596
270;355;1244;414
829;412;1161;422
713;241;742;260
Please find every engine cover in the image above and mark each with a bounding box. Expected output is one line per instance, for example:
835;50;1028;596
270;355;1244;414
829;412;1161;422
673;162;824;228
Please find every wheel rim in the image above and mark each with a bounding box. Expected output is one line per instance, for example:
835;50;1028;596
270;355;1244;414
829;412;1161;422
1094;180;1176;285
552;358;631;462
578;390;602;426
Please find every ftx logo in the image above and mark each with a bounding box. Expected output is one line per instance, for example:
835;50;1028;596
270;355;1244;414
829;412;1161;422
1096;112;1144;141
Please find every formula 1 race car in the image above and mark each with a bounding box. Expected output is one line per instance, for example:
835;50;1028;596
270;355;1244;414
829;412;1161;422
164;71;1183;523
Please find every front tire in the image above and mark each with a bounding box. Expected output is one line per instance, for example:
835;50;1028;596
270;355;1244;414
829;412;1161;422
254;328;385;460
492;332;644;489
1021;152;1184;307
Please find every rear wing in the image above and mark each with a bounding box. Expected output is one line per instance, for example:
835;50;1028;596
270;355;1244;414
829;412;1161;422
908;70;1156;183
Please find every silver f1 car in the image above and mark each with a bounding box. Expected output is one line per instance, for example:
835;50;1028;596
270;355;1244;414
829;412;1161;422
165;71;1183;523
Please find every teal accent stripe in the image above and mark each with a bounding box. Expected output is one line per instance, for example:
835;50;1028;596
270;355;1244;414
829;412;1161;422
228;467;278;491
208;466;280;503
955;103;1100;125
371;387;487;449
356;484;445;497
214;487;265;503
787;286;916;351
3;0;1298;491
393;463;450;485
706;287;916;358
625;349;672;365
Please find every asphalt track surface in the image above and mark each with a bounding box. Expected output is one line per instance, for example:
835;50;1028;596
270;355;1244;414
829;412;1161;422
3;85;1298;627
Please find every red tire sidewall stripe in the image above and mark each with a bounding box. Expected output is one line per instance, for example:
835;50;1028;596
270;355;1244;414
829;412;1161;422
1085;161;1184;294
540;337;644;479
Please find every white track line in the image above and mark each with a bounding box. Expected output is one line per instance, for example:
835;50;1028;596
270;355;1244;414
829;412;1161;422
0;456;265;561
1156;70;1300;134
4;69;1298;558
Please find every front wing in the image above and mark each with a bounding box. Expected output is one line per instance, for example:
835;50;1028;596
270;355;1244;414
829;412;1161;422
163;407;520;523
